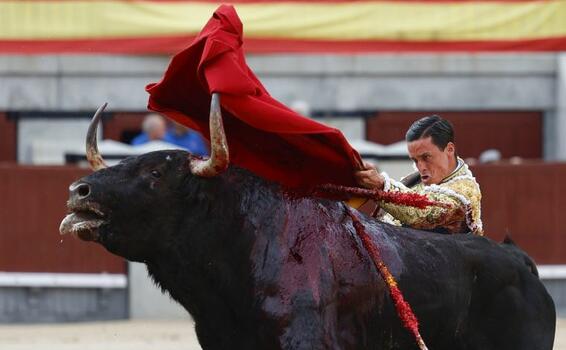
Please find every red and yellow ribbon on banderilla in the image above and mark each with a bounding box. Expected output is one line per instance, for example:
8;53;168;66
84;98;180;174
314;183;444;350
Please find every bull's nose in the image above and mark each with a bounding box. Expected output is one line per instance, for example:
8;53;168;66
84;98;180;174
69;181;91;200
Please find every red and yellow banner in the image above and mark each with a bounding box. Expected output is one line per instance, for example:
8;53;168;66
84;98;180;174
1;0;566;54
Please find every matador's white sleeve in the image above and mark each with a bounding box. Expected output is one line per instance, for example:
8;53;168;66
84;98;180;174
379;172;483;235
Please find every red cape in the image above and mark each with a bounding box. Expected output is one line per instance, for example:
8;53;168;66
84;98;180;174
146;5;363;189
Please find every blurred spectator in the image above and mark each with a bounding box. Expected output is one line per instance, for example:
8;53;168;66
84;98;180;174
464;157;478;166
509;156;524;165
131;114;167;145
165;123;209;157
131;114;209;156
479;149;502;164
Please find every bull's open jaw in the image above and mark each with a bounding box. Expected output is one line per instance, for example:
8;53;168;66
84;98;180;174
59;205;106;241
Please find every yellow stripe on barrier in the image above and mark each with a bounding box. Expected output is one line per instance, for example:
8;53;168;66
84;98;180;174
0;1;565;41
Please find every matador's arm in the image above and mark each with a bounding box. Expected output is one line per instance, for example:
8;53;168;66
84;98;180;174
379;173;481;233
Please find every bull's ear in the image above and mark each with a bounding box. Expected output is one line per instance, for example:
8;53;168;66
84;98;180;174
188;93;229;177
86;103;109;171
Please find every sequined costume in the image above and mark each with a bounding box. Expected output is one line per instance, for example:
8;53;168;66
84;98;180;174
377;158;483;235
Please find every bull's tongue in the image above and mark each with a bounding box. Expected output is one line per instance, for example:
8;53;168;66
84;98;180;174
59;212;104;240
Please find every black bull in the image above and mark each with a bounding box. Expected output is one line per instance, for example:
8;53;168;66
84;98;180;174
61;150;556;350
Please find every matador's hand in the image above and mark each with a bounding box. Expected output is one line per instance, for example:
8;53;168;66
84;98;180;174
355;161;385;190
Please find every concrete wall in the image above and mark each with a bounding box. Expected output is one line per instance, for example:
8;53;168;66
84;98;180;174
0;54;556;110
556;54;566;160
543;280;566;317
0;53;563;158
0;287;127;323
128;262;189;320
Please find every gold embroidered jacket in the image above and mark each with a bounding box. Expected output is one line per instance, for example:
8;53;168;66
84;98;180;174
378;158;483;235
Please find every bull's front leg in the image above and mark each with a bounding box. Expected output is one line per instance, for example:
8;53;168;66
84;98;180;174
258;291;342;350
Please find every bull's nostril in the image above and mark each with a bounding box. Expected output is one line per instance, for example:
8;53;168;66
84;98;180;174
77;183;91;198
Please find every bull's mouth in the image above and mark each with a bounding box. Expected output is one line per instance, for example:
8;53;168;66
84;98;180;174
59;203;107;241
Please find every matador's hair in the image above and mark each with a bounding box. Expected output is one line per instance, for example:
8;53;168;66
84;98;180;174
405;115;454;150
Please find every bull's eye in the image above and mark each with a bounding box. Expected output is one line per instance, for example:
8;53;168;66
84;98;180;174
151;170;161;178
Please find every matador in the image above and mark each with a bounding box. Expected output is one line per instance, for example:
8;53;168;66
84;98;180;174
354;116;483;235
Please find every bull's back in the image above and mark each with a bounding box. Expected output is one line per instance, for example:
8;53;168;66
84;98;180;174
252;194;555;349
380;227;556;350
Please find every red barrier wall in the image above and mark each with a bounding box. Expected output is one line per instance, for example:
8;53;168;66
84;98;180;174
367;111;542;159
472;162;566;264
1;163;564;273
0;114;17;162
0;165;126;273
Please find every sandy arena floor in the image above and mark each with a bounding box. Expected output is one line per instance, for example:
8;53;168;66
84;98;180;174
0;319;564;349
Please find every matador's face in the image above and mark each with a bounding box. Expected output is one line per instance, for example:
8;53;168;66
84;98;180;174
407;136;456;186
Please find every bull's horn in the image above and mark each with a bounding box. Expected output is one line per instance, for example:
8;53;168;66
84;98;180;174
86;103;108;171
189;93;229;177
